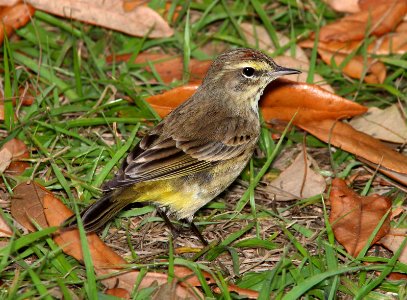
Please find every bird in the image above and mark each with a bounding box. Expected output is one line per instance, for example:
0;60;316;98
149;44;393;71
64;48;300;244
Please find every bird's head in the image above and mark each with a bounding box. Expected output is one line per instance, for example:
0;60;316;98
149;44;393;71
202;48;301;110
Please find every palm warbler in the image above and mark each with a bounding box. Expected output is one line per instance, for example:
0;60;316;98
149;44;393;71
65;48;300;243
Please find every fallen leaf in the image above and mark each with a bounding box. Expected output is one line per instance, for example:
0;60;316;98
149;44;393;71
0;139;29;175
261;79;368;124
318;49;386;84
145;79;368;123
299;120;407;175
240;23;309;62
357;157;407;186
318;1;407;42
107;53;211;83
10;181;48;231
350;105;407;143
265;152;326;201
324;0;360;13
0;213;12;237
0;3;35;45
27;0;173;38
145;83;199;117
379;228;407;264
329;178;391;257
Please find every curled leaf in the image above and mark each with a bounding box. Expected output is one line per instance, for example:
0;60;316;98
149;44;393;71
299;120;407;175
329;178;391;257
27;0;173;38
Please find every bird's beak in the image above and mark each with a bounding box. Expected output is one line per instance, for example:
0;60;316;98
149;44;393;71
272;65;301;77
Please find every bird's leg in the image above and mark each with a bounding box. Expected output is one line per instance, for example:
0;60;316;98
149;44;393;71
156;207;180;239
187;220;209;246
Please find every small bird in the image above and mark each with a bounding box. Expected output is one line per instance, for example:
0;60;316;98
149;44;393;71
65;48;300;243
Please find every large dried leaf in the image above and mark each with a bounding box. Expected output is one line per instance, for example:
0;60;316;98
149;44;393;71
0;3;35;45
107;53;211;83
261;79;368;124
379;228;407;264
266;152;326;201
350;105;407;143
318;49;387;84
10;181;48;232
299;120;407;175
145;79;367;124
240;22;309;62
329;178;391;257
27;0;173;38
318;1;407;42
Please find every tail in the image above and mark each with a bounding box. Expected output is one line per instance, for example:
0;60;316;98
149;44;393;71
62;191;131;232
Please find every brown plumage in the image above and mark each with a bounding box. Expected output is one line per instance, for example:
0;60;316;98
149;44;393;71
64;48;300;238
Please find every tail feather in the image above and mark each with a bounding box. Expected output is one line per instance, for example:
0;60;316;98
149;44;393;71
62;192;130;232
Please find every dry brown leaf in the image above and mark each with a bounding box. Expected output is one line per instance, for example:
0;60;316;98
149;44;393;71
357;157;407;186
318;1;407;42
266;152;326;201
146;79;367;123
379;228;407;264
10;181;48;231
27;0;173;38
329;178;391;257
0;212;12;237
318;49;386;84
350;105;407;143
261;79;368;124
240;22;309;62
0;3;35;45
107;53;211;83
0;138;29;175
324;0;360;13
299;120;407;174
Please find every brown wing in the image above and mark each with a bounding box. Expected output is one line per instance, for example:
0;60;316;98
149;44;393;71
102;117;258;192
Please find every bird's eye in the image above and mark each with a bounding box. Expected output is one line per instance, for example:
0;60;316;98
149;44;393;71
242;67;255;78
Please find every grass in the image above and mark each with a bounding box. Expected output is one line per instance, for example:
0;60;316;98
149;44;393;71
0;0;406;299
